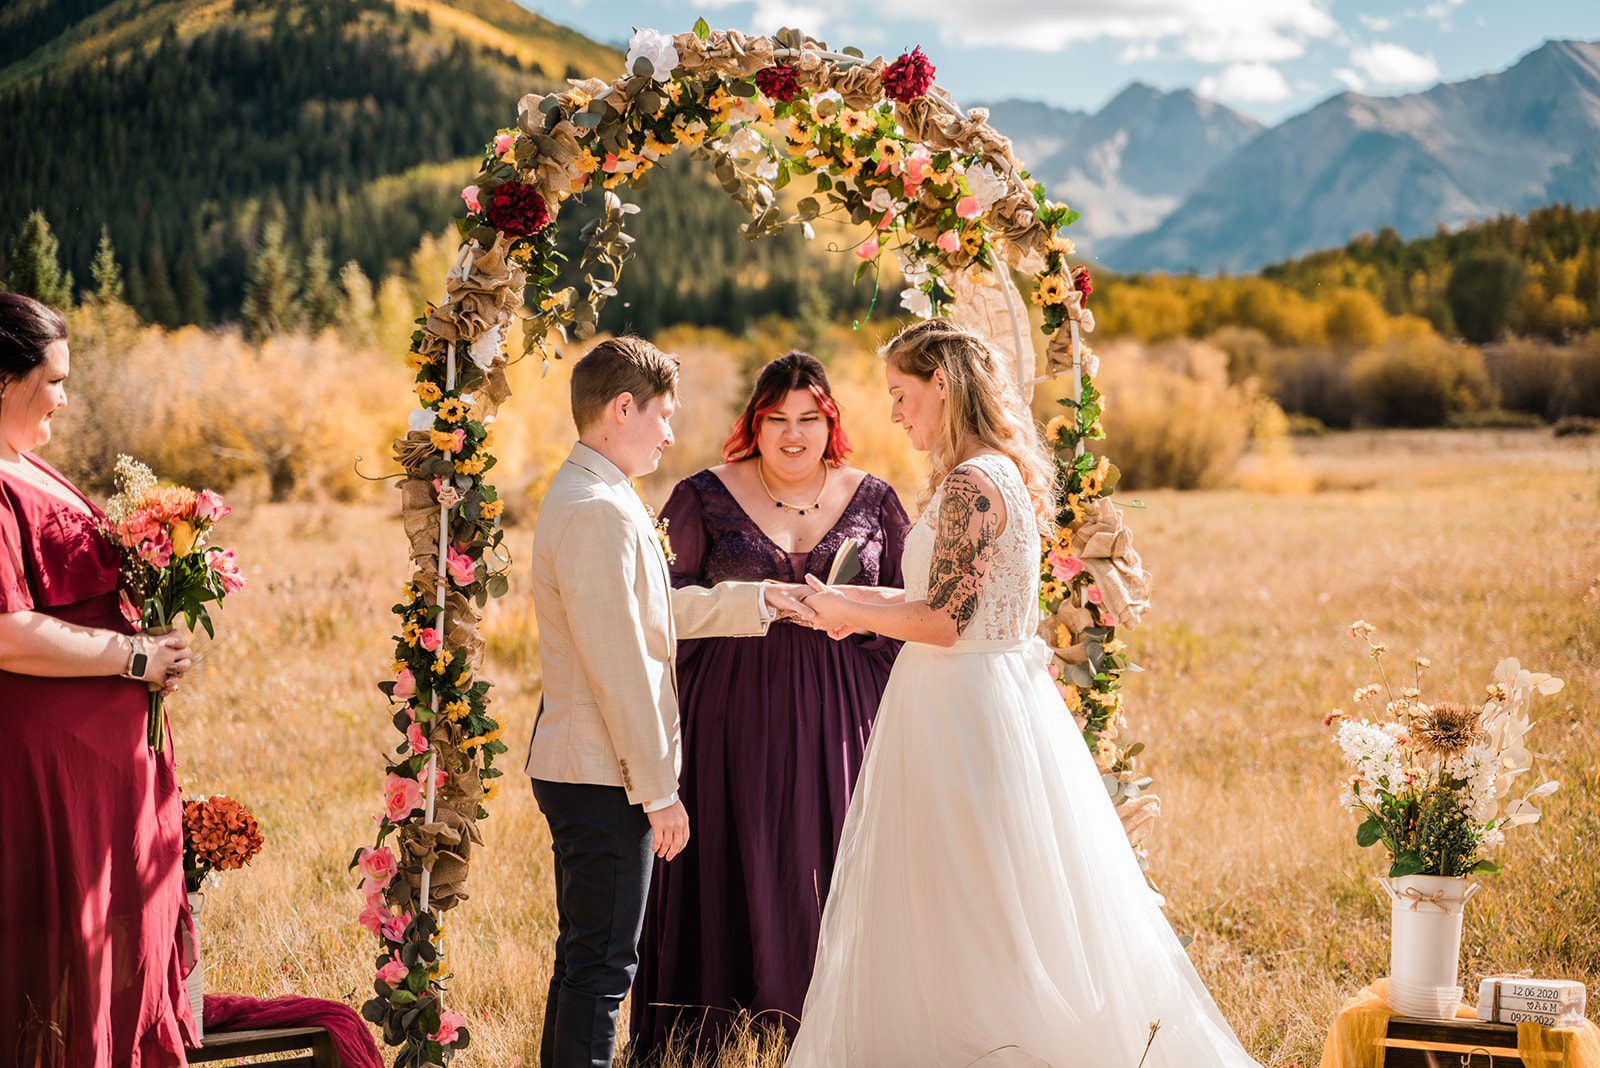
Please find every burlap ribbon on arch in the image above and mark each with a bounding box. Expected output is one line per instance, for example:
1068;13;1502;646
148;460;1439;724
1070;497;1152;626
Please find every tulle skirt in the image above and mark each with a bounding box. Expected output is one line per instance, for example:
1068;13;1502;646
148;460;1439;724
786;637;1261;1068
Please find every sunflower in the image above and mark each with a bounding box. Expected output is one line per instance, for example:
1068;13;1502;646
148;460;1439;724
1032;274;1068;306
876;138;905;164
572;149;599;175
481;499;505;520
416;381;443;403
435;397;468;422
961;229;984;255
1409;701;1485;760
838;109;870;137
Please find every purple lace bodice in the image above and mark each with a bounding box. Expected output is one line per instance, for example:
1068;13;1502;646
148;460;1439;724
658;470;910;590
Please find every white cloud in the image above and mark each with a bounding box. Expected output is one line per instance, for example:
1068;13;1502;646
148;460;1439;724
1420;0;1464;24
1349;41;1441;85
1357;13;1394;31
692;0;1337;61
1119;40;1161;63
1333;67;1365;91
1197;62;1292;102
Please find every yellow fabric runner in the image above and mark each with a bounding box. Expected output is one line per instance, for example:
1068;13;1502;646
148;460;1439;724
1320;979;1600;1068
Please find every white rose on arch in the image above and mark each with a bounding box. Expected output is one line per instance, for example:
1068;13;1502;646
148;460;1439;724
469;324;506;372
900;287;934;319
724;126;765;160
965;163;1010;211
626;29;679;82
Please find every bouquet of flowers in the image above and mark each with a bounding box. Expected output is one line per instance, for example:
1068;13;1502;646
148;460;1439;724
104;456;246;750
183;793;265;894
1325;621;1564;878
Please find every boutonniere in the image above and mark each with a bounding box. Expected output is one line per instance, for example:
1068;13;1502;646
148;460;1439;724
643;502;676;565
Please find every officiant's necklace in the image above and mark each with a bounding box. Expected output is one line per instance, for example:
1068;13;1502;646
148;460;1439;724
756;458;827;516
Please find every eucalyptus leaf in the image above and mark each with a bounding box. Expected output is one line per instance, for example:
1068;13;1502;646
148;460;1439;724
574;109;604;129
633;57;654;78
693;16;710;40
842;45;865;59
730;79;757;98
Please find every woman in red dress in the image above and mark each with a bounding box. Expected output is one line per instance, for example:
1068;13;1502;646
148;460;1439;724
0;293;198;1066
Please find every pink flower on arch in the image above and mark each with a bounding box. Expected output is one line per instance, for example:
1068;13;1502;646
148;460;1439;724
1099;612;1118;628
955;195;982;220
358;846;398;888
1049;552;1084;581
384;774;423;820
903;146;933;190
358;900;386;936
433;1010;469;1046
381;910;412;944
936;230;960;254
418;628;442;653
446;547;476;587
376;952;410;986
393;668;416;700
1085;585;1104;606
461;185;481;213
857;236;879;260
494;132;516;160
407;721;430;754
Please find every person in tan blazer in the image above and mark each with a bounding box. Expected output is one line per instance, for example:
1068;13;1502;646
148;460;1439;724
525;336;808;1068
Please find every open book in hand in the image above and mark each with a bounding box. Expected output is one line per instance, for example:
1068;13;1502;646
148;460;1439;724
826;537;861;586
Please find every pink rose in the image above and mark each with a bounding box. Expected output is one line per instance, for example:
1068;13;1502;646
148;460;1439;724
140;530;173;569
446;547;475;587
876;209;896;231
358;846;398;888
381;910;412;943
461;185;481;213
904;146;933;189
1047;659;1061;679
1085;585;1103;606
857;236;879;260
194;489;231;523
407;721;430;754
452;428;466;453
936;230;960;254
205;547;247;595
418;627;442;653
494;132;516;159
1100;612;1117;628
384;774;424;820
393;668;416;700
358;901;386;936
955;195;982;220
1049;552;1084;581
433;1010;469;1046
376;952;410;986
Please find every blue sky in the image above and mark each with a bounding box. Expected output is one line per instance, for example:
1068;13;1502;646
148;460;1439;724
521;0;1600;124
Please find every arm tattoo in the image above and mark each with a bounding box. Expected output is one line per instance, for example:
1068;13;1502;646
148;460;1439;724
926;469;1002;635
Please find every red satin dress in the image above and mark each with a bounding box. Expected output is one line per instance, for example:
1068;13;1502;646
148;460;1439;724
0;455;194;1067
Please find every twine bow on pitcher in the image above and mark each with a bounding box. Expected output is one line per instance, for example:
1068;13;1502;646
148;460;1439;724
1381;878;1482;912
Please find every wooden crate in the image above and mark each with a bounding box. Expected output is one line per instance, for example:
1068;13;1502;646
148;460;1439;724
1377;1015;1546;1067
189;1026;339;1067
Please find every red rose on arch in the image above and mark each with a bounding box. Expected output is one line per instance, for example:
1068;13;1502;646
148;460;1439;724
754;64;800;103
485;180;549;237
882;46;935;104
1072;265;1093;298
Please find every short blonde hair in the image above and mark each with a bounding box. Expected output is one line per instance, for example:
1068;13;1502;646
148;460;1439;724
570;336;679;432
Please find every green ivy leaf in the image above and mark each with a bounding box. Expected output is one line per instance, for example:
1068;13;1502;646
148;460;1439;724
693;16;710;40
1356;816;1382;848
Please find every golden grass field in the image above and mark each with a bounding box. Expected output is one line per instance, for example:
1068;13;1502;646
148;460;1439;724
171;427;1599;1066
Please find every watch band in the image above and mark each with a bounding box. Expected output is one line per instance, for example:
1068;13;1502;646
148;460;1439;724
124;635;150;681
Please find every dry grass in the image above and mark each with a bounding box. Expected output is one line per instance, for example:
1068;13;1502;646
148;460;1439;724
169;428;1599;1067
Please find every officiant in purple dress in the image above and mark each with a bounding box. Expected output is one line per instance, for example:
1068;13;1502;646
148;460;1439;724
629;352;909;1059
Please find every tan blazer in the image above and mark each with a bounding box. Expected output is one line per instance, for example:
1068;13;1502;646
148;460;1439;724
525;443;769;804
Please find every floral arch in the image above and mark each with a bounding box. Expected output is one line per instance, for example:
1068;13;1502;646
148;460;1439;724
351;23;1154;1061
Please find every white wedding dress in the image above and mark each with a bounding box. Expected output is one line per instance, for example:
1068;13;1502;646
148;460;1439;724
787;454;1262;1067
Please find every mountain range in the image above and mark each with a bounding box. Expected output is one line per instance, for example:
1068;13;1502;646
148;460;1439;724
1014;38;1600;273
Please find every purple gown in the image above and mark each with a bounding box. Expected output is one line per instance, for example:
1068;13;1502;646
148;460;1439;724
629;469;909;1059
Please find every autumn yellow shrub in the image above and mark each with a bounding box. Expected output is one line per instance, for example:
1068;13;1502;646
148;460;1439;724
1348;334;1496;426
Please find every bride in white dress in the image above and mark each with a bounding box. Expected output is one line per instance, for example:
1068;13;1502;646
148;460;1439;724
788;319;1261;1067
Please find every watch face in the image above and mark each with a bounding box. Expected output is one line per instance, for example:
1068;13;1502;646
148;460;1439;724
130;652;149;678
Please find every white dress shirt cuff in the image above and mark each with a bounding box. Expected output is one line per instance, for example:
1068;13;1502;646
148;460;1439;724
642;791;679;814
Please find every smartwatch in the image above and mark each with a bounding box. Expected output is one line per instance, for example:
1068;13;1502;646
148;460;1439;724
123;636;150;681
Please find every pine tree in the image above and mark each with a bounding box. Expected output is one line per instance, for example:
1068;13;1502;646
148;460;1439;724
301;238;339;333
176;249;208;325
241;219;299;342
89;226;124;305
6;211;74;309
142;244;181;327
